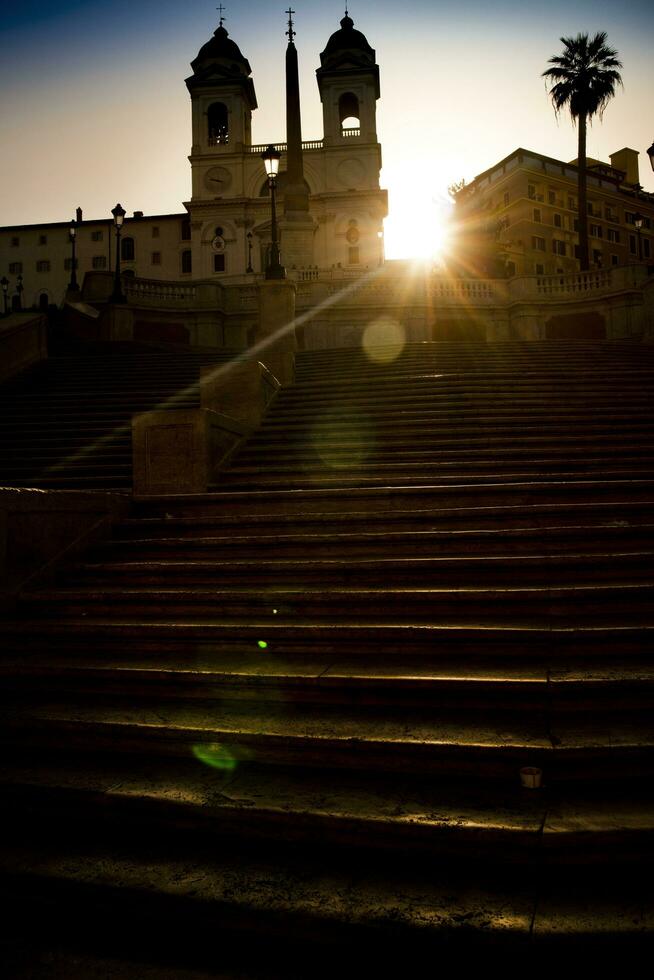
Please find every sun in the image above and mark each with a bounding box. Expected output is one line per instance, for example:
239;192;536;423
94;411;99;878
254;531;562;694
383;194;453;263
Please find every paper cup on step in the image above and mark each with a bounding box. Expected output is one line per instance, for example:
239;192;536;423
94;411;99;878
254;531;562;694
520;766;542;789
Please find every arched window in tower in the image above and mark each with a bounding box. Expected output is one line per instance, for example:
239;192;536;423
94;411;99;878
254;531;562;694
121;237;135;261
207;102;229;145
338;93;360;137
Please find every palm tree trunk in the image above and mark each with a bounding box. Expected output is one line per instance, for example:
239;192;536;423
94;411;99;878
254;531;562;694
577;113;590;271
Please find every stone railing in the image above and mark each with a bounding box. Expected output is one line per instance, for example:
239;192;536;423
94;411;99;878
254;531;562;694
124;278;198;306
0;313;48;383
341;127;361;138
82;272;225;310
535;270;613;295
430;278;497;302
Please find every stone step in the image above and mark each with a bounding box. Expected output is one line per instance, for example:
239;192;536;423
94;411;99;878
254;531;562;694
217;468;654;490
132;481;654;515
2;698;653;784
19;583;654;623
4;619;651;658
4;757;653;869
124;499;654;533
74;550;654;585
3;649;654;713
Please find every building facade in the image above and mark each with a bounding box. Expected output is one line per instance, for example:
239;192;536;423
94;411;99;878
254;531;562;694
453;146;654;278
0;14;387;310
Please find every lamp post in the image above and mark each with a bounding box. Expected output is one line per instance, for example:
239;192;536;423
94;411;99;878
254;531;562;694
246;231;254;274
16;274;23;311
634;212;644;262
1;277;8;316
110;202;127;303
261;145;285;280
68;219;79;291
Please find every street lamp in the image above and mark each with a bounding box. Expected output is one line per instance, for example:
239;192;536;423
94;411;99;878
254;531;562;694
647;140;654;174
1;277;8;316
110;202;127;303
16;274;23;311
634;212;644;262
260;145;285;280
246;231;254;274
68;219;79;291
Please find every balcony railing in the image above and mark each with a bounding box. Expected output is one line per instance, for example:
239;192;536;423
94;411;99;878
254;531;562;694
248;139;324;154
341;127;361;138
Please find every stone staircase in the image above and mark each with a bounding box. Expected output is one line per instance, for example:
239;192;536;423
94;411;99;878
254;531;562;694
0;350;235;490
2;340;654;969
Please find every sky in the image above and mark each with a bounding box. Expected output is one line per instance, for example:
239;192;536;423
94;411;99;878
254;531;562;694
1;0;653;259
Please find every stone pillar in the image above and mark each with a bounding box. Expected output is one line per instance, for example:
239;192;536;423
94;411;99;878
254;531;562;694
256;280;297;386
200;360;280;429
132;408;247;495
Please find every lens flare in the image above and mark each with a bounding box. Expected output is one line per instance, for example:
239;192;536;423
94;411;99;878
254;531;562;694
192;743;241;771
258;640;268;649
362;318;405;364
311;413;373;469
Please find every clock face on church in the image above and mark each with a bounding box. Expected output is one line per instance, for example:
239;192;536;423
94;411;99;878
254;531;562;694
204;166;232;194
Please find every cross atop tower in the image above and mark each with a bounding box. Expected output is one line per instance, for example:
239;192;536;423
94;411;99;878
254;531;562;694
286;8;296;42
216;4;226;27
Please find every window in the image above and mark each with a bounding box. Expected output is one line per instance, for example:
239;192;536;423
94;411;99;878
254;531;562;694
338;92;360;135
611;254;619;266
607;228;620;243
92;255;107;269
552;239;566;256
36;260;51;272
645;239;651;259
625;212;635;224
629;235;637;255
121;237;135;261
213;254;225;273
528;184;537;200
91;230;103;242
605;207;618;222
10;236;19;247
548;190;556;204
573;218;579;233
181;250;192;274
533;208;541;223
531;236;546;251
151;252;162;265
39;234;47;245
535;263;545;275
9;261;22;274
568;196;577;211
64;257;78;270
348;246;360;264
587;202;597;216
152;226;160;238
590;224;603;238
207;101;229;144
593;250;603;267
503;191;510;207
554;213;562;228
181;218;191;241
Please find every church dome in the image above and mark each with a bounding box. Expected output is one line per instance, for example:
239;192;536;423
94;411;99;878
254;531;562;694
320;14;375;68
191;24;252;76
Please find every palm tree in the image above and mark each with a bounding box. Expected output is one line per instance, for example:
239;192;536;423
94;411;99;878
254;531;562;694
543;32;622;271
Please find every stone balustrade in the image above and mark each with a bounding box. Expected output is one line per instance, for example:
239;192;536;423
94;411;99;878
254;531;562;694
0;312;48;383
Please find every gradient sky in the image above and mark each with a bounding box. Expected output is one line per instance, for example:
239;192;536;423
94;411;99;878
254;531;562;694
2;0;653;258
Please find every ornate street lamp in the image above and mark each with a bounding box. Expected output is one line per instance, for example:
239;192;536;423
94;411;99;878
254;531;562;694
634;212;644;261
1;277;9;316
246;231;254;273
261;145;285;280
647;140;654;174
68;218;79;291
16;274;23;311
110;202;127;303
